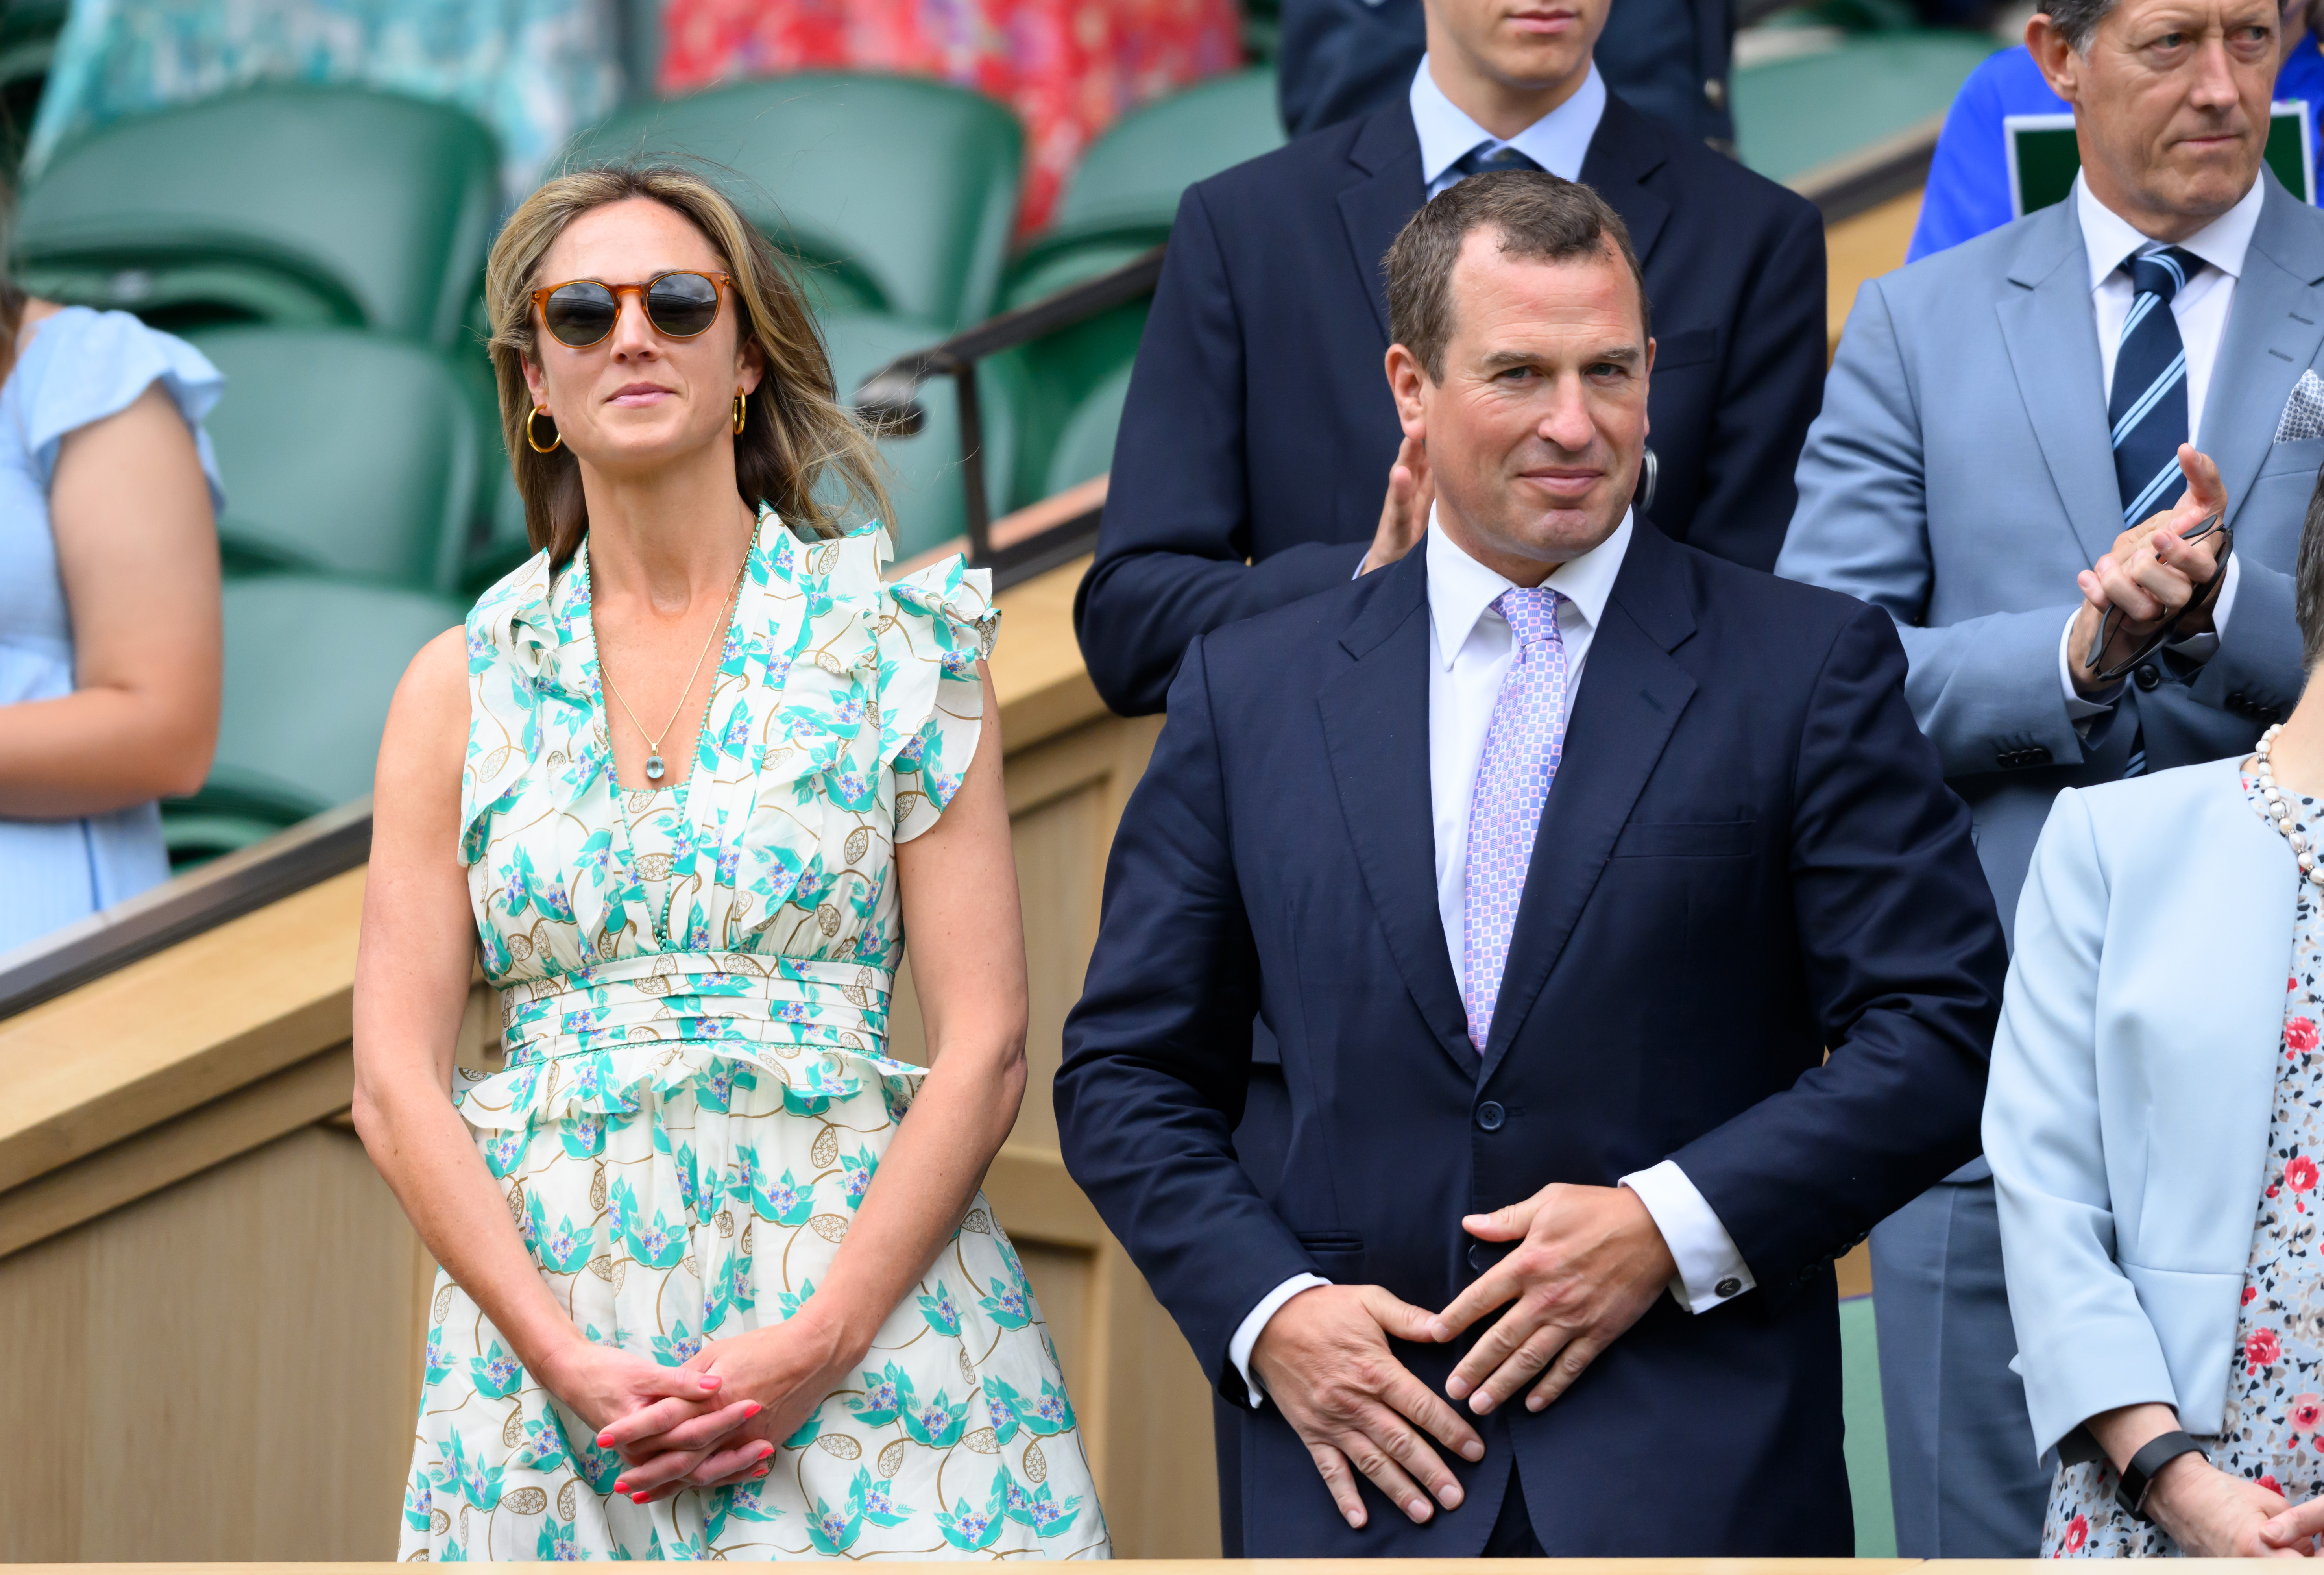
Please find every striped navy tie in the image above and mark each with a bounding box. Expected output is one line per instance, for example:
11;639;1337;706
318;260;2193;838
2110;246;2201;525
2108;246;2200;780
1448;142;1544;187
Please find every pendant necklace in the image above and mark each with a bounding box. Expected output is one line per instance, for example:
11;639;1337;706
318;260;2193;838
591;531;752;786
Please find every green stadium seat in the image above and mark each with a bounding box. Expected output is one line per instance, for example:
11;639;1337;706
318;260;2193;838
822;311;1020;562
14;83;499;344
998;67;1282;508
186;326;487;594
1731;30;2001;186
0;0;65;168
1841;1295;1897;1556
164;574;467;860
1043;360;1132;497
565;74;1023;332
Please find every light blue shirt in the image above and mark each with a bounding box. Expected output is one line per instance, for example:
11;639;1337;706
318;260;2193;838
0;307;223;959
1410;54;1608;198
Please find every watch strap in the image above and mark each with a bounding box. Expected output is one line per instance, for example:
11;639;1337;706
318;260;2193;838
2116;1429;2208;1521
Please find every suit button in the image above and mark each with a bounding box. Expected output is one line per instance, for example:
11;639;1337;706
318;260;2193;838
1475;1100;1506;1132
1716;1277;1743;1299
1468;1243;1488;1272
1997;748;2023;768
2025;745;2052;766
2229;690;2250;713
1704;77;1726;109
2134;662;2162;691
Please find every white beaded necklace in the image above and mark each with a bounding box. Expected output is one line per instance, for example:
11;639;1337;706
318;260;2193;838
2253;723;2324;889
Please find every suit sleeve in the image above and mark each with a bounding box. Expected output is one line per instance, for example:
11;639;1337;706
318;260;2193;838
1982;789;2179;1462
1666;604;2006;1295
1676;192;1826;572
1053;638;1320;1392
1775;277;2097;777
2184;555;2307;720
1073;185;1371;717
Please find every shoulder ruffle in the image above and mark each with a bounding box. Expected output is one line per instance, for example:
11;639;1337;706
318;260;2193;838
14;306;225;512
459;547;578;866
881;549;998;840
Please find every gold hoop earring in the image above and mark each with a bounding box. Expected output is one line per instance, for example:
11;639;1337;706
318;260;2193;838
732;393;747;435
526;406;562;454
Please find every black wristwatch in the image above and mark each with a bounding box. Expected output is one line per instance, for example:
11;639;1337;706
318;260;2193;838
2116;1430;2208;1521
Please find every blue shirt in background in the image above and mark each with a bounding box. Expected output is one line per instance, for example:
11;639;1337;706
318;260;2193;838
1906;39;2324;261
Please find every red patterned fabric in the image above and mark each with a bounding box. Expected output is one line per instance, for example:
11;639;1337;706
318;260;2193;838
659;0;1243;232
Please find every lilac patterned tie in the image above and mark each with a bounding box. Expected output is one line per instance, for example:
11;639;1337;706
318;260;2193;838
1462;586;1571;1050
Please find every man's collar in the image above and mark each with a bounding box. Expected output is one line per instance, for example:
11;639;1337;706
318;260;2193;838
1425;504;1633;669
1408;55;1607;187
2075;166;2265;290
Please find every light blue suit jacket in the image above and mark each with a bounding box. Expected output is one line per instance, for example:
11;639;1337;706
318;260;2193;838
1984;758;2295;1460
1777;174;2322;938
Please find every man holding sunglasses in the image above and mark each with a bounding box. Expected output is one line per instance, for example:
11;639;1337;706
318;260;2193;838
1775;0;2324;1560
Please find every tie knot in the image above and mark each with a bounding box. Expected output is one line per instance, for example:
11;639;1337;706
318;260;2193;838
2127;246;2200;304
1494;586;1565;647
1452;142;1545;182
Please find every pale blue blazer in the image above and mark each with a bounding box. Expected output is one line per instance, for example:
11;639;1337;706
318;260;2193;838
1986;755;2296;1462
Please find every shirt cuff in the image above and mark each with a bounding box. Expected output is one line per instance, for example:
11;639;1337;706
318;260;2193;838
2060;609;2128;721
1620;1161;1754;1314
1229;1273;1332;1407
2161;551;2237;660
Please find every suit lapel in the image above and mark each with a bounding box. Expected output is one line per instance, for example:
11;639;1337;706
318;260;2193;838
1577;96;1672;269
1338;103;1426;343
1317;550;1478;1077
1478;524;1697;1087
2206;178;2324;532
1996;202;2122;568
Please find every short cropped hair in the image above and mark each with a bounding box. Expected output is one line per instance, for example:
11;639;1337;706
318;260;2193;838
2038;0;2117;52
1384;169;1651;383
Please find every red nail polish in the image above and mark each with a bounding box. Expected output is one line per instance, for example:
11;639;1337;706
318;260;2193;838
752;1465;770;1478
631;1491;649;1504
742;1401;763;1418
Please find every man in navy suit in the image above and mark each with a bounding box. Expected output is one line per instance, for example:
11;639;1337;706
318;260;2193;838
1074;0;1825;719
1055;173;2005;1556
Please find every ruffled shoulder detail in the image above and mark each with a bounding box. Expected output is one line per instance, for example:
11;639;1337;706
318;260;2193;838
11;306;225;512
460;547;583;866
879;549;999;841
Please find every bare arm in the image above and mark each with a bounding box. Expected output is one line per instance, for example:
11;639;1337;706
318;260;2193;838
0;382;220;816
602;664;1031;1494
351;629;723;1437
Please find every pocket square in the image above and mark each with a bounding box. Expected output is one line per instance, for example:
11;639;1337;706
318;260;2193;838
2277;368;2324;443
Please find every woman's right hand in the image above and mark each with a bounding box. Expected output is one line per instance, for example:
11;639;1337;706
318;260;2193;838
2148;1456;2311;1557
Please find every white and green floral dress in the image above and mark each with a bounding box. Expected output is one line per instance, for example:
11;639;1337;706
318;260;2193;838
400;509;1108;1562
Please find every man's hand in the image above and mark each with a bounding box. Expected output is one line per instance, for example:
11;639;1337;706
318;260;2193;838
1429;1183;1675;1416
2068;443;2230;697
1249;1283;1485;1529
1360;433;1432;574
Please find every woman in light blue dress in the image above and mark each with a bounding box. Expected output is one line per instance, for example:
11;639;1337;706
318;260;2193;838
0;286;224;956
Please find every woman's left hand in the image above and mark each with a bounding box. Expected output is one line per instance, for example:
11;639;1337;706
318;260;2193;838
597;1310;863;1501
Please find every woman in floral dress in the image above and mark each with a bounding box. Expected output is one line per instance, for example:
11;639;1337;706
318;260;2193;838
352;163;1107;1560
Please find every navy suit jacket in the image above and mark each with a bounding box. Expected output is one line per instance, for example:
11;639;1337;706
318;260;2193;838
1055;521;2007;1555
1073;92;1828;717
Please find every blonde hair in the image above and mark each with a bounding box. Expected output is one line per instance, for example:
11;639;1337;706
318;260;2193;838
485;163;889;567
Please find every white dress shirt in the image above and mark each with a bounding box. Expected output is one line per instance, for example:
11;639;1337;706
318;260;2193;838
1411;55;1607;198
1229;517;1755;1405
2055;170;2258;723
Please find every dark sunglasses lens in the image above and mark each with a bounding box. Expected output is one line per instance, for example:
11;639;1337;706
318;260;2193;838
647;273;721;337
544;283;619;346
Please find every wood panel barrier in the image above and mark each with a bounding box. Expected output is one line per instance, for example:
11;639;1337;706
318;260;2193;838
0;551;1207;1562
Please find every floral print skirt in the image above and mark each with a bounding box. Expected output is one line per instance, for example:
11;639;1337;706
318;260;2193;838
401;1043;1109;1560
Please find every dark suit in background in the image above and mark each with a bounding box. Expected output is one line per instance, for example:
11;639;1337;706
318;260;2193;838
1074;92;1825;717
1278;0;1739;145
1055;521;2006;1556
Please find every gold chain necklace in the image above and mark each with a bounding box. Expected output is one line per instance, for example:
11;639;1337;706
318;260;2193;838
589;527;753;786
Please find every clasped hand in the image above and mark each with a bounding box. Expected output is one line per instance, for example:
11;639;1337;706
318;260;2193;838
549;1311;859;1504
2068;443;2230;697
1249;1182;1675;1530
